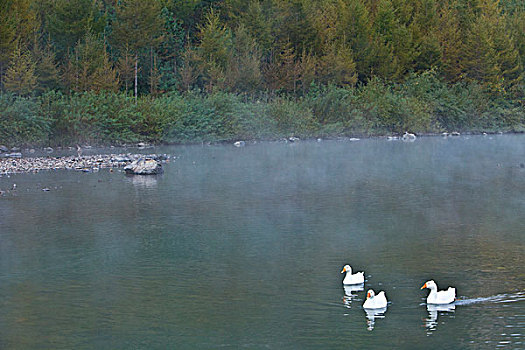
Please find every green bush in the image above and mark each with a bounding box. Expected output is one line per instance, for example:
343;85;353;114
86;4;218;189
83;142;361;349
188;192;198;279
1;71;523;147
266;97;318;137
0;93;50;146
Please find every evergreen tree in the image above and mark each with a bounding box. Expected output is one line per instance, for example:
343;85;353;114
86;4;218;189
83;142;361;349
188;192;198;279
317;43;358;87
4;41;37;96
117;44;135;93
0;0;16;89
149;50;162;96
179;44;201;92
10;0;38;46
297;48;317;93
237;0;274;55
264;40;298;92
62;33;118;93
47;0;106;59
91;47;119;93
225;24;262;94
157;7;185;92
195;9;232;92
408;0;442;72
33;36;60;93
112;0;163;100
508;9;525;74
461;0;522;91
373;0;411;78
436;1;463;81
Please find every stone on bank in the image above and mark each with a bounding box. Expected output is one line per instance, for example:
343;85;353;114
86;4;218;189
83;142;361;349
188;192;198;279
124;158;163;175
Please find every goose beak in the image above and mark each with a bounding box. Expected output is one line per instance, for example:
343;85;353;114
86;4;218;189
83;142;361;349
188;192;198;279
341;267;346;274
420;283;427;289
367;292;371;299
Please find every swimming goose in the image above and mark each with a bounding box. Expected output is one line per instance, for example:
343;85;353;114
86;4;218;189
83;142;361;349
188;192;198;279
421;280;456;304
363;289;388;309
402;132;417;141
341;264;365;285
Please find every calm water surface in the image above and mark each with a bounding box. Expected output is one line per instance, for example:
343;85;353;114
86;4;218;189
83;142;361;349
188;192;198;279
1;135;524;349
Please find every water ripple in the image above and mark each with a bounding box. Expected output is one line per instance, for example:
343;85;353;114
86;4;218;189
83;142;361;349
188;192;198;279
455;292;525;306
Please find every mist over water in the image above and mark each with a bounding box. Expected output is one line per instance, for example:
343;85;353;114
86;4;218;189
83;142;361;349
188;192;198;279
1;135;524;349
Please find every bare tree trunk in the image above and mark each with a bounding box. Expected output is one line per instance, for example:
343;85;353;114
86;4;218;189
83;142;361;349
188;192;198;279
134;54;138;104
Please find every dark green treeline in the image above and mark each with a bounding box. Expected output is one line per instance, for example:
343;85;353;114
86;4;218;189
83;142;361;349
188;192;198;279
0;0;524;146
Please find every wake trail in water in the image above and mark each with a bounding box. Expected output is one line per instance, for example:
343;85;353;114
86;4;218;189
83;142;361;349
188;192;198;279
455;291;525;306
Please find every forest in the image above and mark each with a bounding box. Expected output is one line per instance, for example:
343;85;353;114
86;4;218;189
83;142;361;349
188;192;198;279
0;0;524;146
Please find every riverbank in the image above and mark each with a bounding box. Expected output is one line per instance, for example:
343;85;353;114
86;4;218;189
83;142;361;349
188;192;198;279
2;131;521;176
1;73;523;148
0;153;169;175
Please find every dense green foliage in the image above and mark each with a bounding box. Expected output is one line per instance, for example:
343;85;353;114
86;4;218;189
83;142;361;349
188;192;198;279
1;72;523;146
0;0;524;145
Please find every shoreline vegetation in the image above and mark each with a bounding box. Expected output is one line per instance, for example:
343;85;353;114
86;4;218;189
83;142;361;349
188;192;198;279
1;73;524;149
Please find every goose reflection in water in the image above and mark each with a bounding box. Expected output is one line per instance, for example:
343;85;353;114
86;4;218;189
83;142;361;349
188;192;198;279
364;307;387;331
342;284;364;308
425;303;455;334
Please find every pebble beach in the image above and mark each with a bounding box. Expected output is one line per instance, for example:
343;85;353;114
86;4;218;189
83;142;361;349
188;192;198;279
0;153;169;175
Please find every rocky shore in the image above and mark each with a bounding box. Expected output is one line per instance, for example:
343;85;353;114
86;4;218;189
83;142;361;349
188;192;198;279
0;153;169;175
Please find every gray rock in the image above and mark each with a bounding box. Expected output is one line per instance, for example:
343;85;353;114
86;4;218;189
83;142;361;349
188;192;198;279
11;147;20;152
0;145;9;152
124;158;163;175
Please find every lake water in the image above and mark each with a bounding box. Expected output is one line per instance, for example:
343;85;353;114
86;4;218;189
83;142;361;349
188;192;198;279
0;135;524;349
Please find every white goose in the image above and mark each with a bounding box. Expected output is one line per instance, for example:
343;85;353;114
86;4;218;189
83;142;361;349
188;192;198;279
402;131;417;141
421;280;456;304
363;289;388;309
341;264;365;285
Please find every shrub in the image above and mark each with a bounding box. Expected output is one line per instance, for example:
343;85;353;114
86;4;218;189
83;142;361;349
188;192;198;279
0;93;50;146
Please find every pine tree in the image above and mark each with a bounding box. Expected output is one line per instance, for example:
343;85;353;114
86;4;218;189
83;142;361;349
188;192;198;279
225;24;262;94
436;1;463;81
0;0;16;89
10;0;38;46
317;43;357;87
373;0;412;78
179;45;201;92
508;9;525;74
33;36;60;94
117;44;135;93
297;48;317;93
157;7;185;92
4;42;37;96
149;49;162;96
263;40;298;92
408;0;442;72
47;0;106;59
195;9;233;92
112;0;163;101
461;0;522;91
91;47;119;93
62;33;119;93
